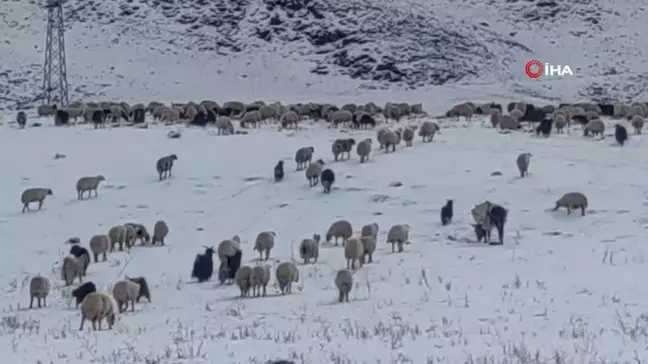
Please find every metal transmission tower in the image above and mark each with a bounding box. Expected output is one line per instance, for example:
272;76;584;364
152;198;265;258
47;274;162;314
42;0;69;106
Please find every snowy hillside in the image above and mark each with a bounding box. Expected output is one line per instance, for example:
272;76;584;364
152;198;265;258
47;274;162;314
2;0;648;110
2;115;648;363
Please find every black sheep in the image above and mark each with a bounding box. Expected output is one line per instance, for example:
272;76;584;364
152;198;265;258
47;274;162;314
440;200;453;225
133;108;145;123
487;205;508;245
55;109;70;126
205;109;217;124
71;282;96;307
506;102;516;113
321;169;335;194
191;247;215;282
535;118;553;137
218;250;242;284
191;111;207;126
275;161;284;182
91;110;104;129
352;113;376;129
16;111;26;129
615;124;628;146
69;245;90;275
127;276;151;302
598;104;614;117
571;115;588;126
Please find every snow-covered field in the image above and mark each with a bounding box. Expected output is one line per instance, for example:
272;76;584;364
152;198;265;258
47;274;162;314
2;117;648;363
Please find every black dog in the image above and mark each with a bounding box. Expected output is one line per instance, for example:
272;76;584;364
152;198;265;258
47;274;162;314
274;160;284;182
440;200;453;225
615;124;628;146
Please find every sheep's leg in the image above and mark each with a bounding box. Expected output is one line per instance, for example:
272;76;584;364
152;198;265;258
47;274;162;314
43;297;46;307
161;237;165;246
264;249;270;260
97;318;102;331
566;207;571;215
581;206;585;216
391;242;395;252
397;241;404;253
158;172;163;181
262;285;267;296
77;191;82;200
38;200;43;210
93;253;99;263
91;319;97;331
102;252;107;261
338;291;344;303
368;253;373;263
22;203;28;213
258;251;263;260
38;297;42;308
29;296;34;309
287;283;292;294
79;317;85;331
131;299;135;312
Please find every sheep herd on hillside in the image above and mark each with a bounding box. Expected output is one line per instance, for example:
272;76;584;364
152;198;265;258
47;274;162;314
14;97;627;334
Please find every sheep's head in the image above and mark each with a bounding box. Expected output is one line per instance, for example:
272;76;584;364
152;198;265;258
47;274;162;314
313;234;321;243
170;154;178;160
47;189;53;195
97;175;106;181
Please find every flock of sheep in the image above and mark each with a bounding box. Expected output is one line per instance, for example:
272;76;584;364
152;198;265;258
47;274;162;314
16;97;633;333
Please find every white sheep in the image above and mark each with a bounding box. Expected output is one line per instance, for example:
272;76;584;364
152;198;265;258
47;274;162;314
275;262;299;294
553;113;567;133
124;225;136;248
79;292;116;331
21;187;53;213
516;152;532;178
76;175;105;200
299;234;320;264
259;105;279;122
37;104;55;117
382;129;400;153
613;104;631;119
376;127;389;149
152;220;169;245
241;110;261;128
509;109;523;122
360;235;377;264
499;115;518;130
330;110;352;127
402;126;417;146
356;138;372;163
326;220;353;246
305;159;324;187
254;231;276;260
295;146;315;170
360;223;379;239
584;119;605;137
446;103;473;121
218;236;241;262
334;269;353;303
387;224;410;253
280;111;300;129
418;121;439;142
344;237;364;269
554;192;588;216
108;225;127;252
249;264;271;297
61;255;83;286
89;234;111;262
112;280;141;312
235;265;252;297
631;115;644;134
29;276;50;309
216;116;234;135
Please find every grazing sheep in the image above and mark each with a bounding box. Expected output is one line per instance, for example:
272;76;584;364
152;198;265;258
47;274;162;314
353;113;376;129
16;111;27;129
359;235;377;264
554;192;588;216
108;225;128;252
124;223;150;245
471;201;507;244
280;111;300;129
249;265;272;297
356;138;372;163
326;220;353;246
71;282;96;308
79;292;116;331
321;169;335;194
446;103;473;121
335;269;353;303
123;225;136;248
344;237;364;269
127;276;151;303
331;138;356;161
259;105;279;122
234;265;252;297
418;121;440;142
360;223;379;239
441;200;453;225
112;279;141;313
89;234;110;262
216;116;234;135
91;109;105;129
516;152;532;177
37;104;55;117
240;110;261;128
61;255;83;286
294;146;314;170
21;188;53;213
299;234;320;264
584;119;605;137
275;262;299;295
274;160;284;182
254;231;276;260
152;220;169;246
156;154;178;181
192;247;216;283
402;126;416;146
305;159;325;186
499;115;518;130
330;110;353;127
382;129;401;152
29;276;50;309
631;115;644;134
553;114;567;133
376;127;390;149
509;109;523;122
490;109;502;128
76;175;105;200
615;124;628;146
387;224;410;253
384;104;401;122
218;249;242;285
55;108;70;126
69;245;90;275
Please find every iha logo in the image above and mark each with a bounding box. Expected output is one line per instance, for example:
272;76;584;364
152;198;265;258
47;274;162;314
525;60;573;79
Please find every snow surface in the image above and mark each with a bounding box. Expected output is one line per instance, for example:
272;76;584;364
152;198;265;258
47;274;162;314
2;116;648;363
